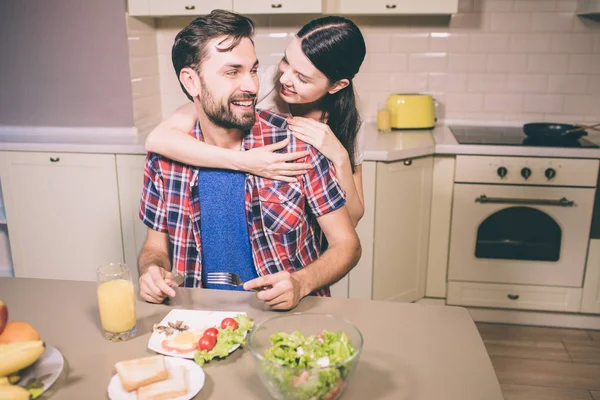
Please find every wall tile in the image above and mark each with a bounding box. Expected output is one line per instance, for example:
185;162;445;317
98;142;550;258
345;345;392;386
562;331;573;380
469;34;511;52
428;72;469;92
486;54;528;73
555;0;578;12
589;76;600;95
569;55;600;74
523;94;565;113
506;74;548;93
468;73;507;92
528;54;570;73
472;0;515;12
390;33;429;53
448;54;488;72
390;73;429;93
408;53;448;72
429;33;469;52
531;13;574;33
550;34;595;53
509;34;551;53
490;13;531;33
446;93;485;111
364;34;392;53
548;74;589;94
484;93;523;112
369;53;408;72
564;95;600;115
514;0;556;11
450;13;491;31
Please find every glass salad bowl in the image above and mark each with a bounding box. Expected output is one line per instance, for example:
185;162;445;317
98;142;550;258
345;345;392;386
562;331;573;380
247;313;363;400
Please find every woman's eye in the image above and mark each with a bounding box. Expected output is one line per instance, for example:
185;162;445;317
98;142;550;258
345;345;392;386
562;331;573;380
251;69;258;75
297;75;307;84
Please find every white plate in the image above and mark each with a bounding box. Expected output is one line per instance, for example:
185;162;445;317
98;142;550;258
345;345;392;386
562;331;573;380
148;310;248;359
107;357;204;400
19;343;64;394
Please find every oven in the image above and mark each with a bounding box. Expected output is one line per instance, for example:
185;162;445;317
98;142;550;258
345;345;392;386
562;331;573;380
448;155;599;288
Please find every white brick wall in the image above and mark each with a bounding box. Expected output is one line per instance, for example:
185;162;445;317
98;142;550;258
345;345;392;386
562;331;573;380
130;0;600;126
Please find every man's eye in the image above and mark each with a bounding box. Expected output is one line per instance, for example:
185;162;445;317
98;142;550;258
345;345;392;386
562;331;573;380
226;71;238;77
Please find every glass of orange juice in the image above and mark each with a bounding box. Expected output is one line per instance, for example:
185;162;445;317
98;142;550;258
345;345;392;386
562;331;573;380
96;263;137;341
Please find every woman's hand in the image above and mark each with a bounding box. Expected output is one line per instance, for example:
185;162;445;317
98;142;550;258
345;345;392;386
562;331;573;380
287;116;349;166
239;138;313;183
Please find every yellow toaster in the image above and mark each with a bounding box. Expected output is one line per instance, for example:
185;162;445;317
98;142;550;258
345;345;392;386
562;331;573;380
385;94;435;129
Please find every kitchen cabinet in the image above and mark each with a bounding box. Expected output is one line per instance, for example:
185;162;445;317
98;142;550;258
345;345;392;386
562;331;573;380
577;0;600;15
582;239;600;314
233;0;322;14
0;152;124;281
116;155;149;284
371;156;433;302
128;0;233;16
324;0;458;15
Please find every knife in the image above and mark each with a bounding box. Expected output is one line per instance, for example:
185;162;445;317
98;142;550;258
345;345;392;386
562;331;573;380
170;272;193;309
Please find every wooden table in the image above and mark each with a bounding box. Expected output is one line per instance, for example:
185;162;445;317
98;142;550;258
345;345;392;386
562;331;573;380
0;278;503;399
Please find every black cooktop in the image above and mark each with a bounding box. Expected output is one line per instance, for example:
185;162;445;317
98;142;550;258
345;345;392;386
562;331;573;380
450;125;599;148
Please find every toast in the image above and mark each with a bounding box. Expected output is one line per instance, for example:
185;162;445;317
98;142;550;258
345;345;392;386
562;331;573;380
114;355;169;392
137;365;188;400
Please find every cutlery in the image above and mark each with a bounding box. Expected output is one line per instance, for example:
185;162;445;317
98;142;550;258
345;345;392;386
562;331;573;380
564;122;600;134
206;272;268;291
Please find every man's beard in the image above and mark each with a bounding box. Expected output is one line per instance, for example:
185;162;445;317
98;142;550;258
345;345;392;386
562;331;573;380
199;77;256;131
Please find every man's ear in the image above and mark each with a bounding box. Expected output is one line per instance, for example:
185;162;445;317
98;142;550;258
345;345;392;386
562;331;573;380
179;67;201;99
328;79;350;95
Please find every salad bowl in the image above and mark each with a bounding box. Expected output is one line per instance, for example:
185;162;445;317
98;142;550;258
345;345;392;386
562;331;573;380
247;313;363;400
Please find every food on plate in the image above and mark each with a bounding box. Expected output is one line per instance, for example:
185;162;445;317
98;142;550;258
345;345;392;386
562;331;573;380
261;330;356;400
0;321;40;344
193;314;254;366
153;320;189;337
161;330;203;354
0;340;45;377
0;300;7;335
114;355;169;392
197;335;216;351
203;327;219;338
0;383;31;400
136;365;187;400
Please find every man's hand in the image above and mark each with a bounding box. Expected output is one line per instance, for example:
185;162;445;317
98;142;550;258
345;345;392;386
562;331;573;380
139;265;176;303
243;271;305;310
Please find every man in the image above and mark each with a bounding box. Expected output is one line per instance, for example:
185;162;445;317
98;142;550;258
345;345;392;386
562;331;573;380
137;10;360;310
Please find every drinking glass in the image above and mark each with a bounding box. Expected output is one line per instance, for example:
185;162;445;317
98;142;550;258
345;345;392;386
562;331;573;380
96;263;137;341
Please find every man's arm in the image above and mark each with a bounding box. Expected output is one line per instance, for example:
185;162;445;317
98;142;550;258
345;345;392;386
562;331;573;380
293;206;361;297
138;228;176;303
244;206;360;309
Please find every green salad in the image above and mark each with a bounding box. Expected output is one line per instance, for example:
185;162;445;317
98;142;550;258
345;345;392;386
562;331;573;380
194;314;254;366
261;330;356;400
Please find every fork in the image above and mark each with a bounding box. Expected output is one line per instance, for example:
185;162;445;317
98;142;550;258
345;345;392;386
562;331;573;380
206;272;268;291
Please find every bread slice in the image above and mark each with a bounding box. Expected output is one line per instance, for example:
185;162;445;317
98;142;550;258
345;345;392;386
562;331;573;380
115;355;169;392
137;365;188;400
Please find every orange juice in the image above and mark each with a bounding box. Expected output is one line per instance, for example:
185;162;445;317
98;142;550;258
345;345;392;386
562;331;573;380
377;109;391;132
97;279;136;333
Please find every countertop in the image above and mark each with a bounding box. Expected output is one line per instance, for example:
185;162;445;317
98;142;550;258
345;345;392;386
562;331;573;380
2;122;599;161
0;278;503;400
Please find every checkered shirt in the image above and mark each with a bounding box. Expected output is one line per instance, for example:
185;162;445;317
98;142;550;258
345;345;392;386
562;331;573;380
139;109;346;296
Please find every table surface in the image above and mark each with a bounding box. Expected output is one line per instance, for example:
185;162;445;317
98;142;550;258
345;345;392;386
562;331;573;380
0;278;503;399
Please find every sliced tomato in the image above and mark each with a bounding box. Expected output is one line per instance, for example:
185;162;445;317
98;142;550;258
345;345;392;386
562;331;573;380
204;327;219;338
198;334;217;351
221;317;238;331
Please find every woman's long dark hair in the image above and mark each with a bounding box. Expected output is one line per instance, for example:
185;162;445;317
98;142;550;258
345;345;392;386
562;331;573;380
297;16;366;173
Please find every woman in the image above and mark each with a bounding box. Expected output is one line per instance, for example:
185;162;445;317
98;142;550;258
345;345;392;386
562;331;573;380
145;16;366;226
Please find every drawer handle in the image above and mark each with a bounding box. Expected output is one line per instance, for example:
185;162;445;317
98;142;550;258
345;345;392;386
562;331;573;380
403;159;412;166
184;5;196;10
386;4;397;9
507;294;520;300
49;157;60;163
271;3;283;8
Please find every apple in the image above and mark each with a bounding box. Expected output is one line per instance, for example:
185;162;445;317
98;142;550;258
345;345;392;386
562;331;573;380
0;300;7;335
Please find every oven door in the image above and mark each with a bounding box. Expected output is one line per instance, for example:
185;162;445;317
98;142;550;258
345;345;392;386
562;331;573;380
448;184;595;287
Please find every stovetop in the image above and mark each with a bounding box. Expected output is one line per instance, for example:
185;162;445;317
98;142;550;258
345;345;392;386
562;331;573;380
450;125;599;148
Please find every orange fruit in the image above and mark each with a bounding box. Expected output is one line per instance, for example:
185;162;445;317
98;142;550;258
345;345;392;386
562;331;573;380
0;321;40;343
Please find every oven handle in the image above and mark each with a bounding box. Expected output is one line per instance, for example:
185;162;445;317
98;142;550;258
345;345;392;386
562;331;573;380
475;194;575;207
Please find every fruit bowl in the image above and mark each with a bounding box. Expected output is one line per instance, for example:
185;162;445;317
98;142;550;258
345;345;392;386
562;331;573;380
247;313;363;400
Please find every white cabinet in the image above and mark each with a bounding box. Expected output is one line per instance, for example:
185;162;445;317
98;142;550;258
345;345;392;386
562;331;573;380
0;152;124;281
129;0;233;16
371;156;433;302
233;0;322;14
325;0;458;15
582;239;600;314
116;155;149;284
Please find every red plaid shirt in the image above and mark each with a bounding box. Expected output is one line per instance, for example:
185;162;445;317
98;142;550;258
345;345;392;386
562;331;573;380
139;110;346;296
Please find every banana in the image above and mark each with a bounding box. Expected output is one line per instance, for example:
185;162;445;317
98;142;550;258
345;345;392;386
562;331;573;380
0;384;30;400
0;341;45;377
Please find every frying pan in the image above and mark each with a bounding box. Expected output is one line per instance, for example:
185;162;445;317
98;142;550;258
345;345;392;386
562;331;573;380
523;123;588;140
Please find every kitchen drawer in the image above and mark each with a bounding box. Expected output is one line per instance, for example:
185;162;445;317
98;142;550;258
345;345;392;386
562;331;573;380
328;0;458;15
447;281;583;312
233;0;322;14
132;0;233;16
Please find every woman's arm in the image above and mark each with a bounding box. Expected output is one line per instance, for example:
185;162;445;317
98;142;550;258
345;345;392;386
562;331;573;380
287;117;365;226
145;103;313;182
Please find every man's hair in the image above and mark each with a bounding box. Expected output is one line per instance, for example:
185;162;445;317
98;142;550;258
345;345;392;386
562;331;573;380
172;9;255;101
